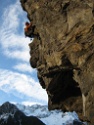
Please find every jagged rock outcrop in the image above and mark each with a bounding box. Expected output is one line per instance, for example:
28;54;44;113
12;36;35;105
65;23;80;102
20;0;94;124
0;102;45;125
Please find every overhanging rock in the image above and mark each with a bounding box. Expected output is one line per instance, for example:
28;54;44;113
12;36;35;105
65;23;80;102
20;0;94;124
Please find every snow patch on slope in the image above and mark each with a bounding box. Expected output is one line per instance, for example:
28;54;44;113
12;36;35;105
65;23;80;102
17;104;83;125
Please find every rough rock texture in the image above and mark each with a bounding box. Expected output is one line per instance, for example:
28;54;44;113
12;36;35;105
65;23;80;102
20;0;94;124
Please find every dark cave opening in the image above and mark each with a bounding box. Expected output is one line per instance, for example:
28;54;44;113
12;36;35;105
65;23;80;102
47;70;83;112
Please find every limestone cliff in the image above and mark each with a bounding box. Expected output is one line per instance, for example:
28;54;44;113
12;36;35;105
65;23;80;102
20;0;94;124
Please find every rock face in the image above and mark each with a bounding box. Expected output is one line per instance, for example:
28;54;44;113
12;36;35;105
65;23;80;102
0;102;45;125
20;0;94;124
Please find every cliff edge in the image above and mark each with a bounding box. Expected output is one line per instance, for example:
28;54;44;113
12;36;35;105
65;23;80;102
20;0;94;124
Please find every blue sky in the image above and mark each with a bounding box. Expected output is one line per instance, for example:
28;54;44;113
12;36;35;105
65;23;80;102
0;0;48;106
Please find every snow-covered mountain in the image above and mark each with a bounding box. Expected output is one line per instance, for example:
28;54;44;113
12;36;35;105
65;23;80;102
0;102;45;125
17;103;86;125
0;102;87;125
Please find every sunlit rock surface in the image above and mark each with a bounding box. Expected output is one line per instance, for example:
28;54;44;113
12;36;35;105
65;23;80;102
20;0;94;124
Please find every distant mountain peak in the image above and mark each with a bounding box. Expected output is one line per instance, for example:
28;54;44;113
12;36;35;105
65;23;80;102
0;101;18;115
0;102;45;125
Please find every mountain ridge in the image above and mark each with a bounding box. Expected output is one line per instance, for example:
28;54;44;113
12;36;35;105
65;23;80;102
0;102;86;125
0;102;45;125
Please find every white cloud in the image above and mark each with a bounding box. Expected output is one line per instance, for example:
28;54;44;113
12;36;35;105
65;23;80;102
0;69;48;104
13;63;35;73
2;7;19;30
0;0;31;62
0;0;45;106
4;48;30;62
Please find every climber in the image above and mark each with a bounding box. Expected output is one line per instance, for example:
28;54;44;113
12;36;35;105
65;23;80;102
24;21;40;40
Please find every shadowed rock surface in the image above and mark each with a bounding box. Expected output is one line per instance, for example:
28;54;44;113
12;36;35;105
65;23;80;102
20;0;94;124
